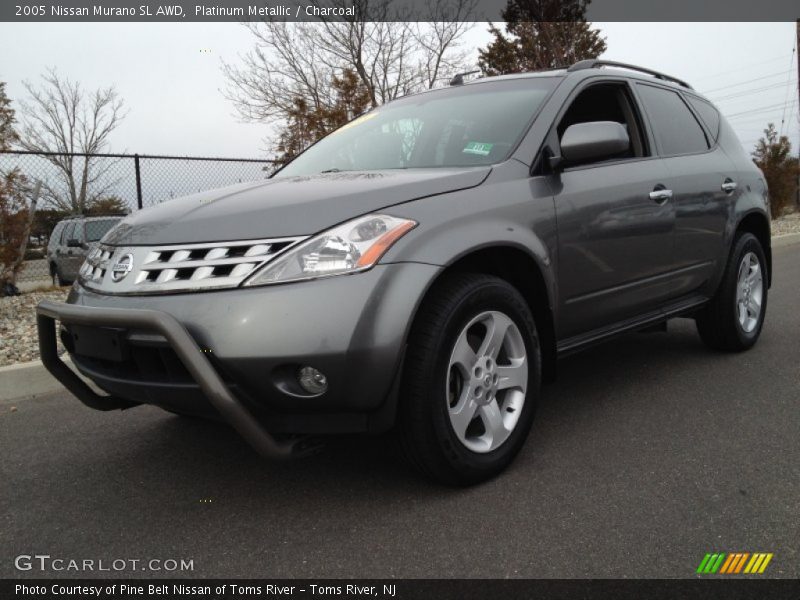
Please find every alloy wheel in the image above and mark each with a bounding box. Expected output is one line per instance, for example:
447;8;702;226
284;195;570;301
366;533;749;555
446;310;528;453
736;251;763;333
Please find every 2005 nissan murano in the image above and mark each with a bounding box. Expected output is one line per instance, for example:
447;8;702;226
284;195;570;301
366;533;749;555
38;60;771;485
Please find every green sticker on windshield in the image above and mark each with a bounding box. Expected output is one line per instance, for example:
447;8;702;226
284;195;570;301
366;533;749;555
463;142;493;156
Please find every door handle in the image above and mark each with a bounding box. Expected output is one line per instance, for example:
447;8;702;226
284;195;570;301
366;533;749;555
721;179;738;193
649;187;673;203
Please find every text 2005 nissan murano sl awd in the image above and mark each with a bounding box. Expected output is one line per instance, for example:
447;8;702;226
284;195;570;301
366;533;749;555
38;61;771;485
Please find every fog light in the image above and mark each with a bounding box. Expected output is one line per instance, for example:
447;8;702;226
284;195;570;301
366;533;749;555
298;366;328;395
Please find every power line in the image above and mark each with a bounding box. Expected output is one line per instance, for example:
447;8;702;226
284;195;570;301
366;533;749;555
725;104;795;117
707;80;798;102
725;102;790;118
698;54;791;81
698;69;795;95
727;107;795;121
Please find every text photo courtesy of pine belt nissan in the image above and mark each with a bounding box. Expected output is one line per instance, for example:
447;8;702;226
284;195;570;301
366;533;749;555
37;60;771;485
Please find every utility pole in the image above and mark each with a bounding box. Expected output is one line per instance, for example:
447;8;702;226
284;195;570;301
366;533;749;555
795;20;800;209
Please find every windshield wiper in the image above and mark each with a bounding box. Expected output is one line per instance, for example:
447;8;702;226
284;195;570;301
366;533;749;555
320;168;344;173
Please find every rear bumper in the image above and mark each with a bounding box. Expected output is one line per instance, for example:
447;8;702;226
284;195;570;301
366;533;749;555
37;262;440;452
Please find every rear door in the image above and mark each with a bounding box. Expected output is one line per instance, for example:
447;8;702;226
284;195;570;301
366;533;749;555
634;83;736;298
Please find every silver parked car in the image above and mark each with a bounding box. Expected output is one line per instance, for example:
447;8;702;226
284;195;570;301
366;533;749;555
38;61;771;484
47;216;123;285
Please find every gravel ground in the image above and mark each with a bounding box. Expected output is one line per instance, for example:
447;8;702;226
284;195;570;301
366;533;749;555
0;288;68;367
772;211;800;236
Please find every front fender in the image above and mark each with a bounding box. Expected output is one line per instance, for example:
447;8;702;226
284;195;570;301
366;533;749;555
383;166;558;314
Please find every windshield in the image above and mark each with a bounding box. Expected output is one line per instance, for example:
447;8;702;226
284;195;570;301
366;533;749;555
86;219;121;242
276;78;559;176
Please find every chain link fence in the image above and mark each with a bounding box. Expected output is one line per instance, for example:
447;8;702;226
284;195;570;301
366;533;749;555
0;150;280;286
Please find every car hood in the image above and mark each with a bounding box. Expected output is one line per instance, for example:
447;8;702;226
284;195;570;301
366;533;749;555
103;167;491;245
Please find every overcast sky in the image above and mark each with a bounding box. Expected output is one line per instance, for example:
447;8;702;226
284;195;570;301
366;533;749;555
0;22;797;157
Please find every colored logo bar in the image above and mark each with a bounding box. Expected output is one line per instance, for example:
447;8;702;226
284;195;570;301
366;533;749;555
697;552;773;574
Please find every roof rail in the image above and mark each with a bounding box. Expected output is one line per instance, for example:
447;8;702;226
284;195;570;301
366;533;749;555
567;59;693;90
450;70;481;86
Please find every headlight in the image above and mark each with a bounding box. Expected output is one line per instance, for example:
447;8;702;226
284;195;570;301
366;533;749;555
243;214;417;286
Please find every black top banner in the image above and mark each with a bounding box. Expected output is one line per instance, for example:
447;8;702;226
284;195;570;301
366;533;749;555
1;0;799;22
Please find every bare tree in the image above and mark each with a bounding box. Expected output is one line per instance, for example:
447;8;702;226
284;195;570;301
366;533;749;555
17;68;126;213
222;0;476;144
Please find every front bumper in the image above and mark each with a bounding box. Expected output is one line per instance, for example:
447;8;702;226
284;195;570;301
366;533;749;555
38;300;318;459
37;263;440;453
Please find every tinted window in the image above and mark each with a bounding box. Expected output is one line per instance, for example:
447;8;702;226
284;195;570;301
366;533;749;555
86;219;120;242
61;223;75;244
557;83;648;161
277;78;558;175
685;95;721;142
637;84;709;155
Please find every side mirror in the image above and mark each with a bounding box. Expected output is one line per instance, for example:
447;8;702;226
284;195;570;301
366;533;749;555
67;238;82;248
559;121;630;166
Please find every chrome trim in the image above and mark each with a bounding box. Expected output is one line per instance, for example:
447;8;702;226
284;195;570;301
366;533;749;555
79;236;307;295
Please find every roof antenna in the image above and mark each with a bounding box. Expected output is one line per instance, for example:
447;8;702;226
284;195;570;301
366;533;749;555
449;70;480;86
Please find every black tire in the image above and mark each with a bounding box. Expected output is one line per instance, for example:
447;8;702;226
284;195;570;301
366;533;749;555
696;232;768;351
53;266;70;287
162;407;204;419
398;273;541;486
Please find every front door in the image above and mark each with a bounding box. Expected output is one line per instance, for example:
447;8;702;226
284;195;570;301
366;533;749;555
63;222;85;280
553;159;675;338
548;81;676;339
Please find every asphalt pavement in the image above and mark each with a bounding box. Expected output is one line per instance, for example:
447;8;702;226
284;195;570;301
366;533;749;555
2;244;798;579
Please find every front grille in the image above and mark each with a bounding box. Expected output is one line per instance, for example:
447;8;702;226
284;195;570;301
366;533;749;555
82;248;112;282
79;237;305;294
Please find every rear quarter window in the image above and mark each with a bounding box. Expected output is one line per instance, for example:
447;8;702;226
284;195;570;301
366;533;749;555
685;95;721;142
636;83;710;156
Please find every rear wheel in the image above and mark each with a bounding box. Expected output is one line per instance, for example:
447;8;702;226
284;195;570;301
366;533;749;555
696;232;767;351
398;273;540;485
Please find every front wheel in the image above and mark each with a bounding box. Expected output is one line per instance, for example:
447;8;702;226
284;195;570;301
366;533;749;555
696;232;768;351
53;265;70;287
398;273;541;486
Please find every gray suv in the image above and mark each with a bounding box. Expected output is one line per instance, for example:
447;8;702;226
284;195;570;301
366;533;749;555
37;61;771;484
47;216;123;285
